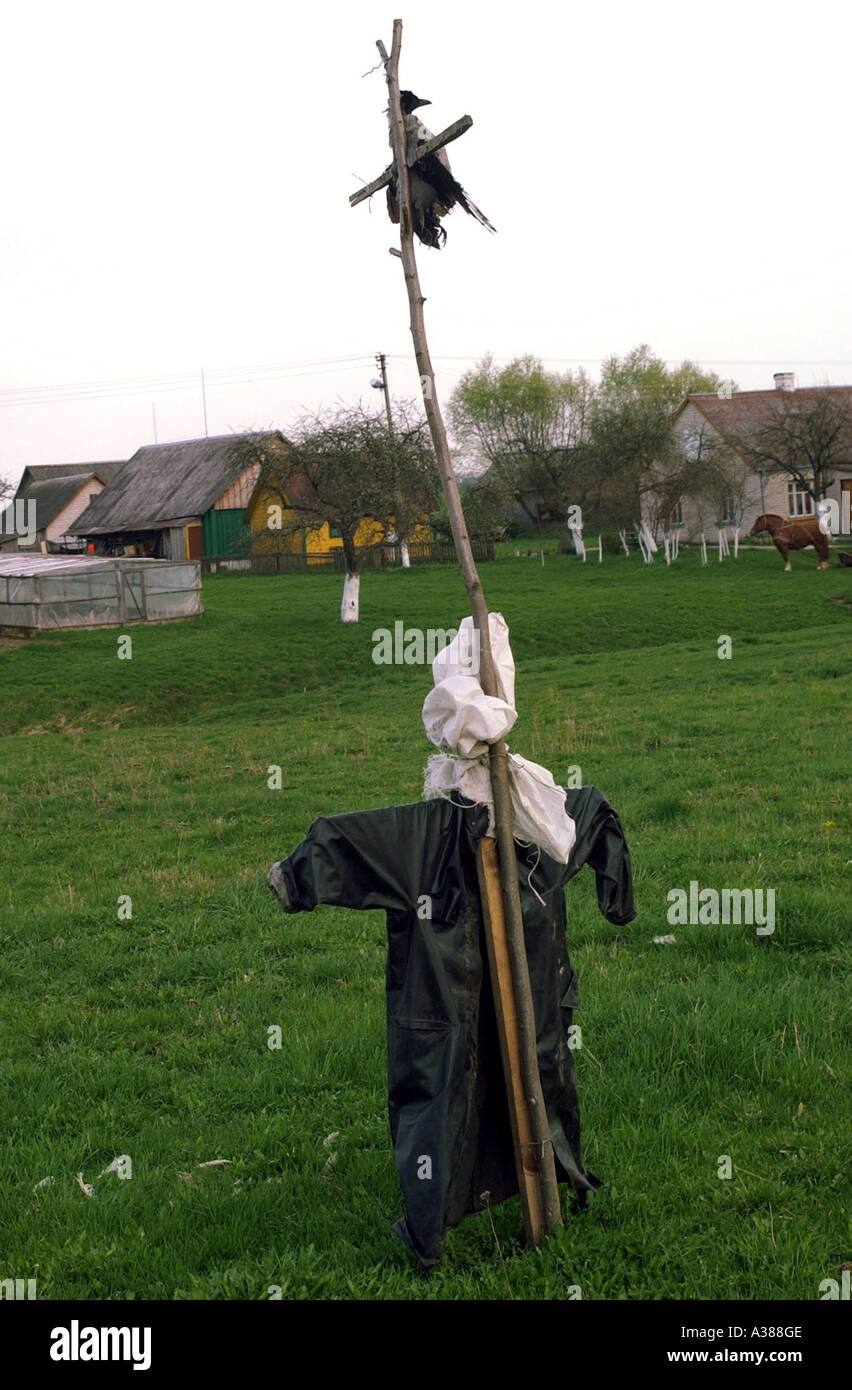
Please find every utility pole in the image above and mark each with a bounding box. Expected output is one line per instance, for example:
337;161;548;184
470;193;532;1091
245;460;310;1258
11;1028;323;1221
376;352;393;431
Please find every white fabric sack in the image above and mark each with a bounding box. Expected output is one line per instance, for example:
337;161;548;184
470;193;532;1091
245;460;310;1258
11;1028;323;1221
422;675;516;758
422;613;577;865
430;613;515;706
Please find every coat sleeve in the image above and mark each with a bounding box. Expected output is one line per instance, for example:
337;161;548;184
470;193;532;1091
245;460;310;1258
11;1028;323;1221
267;806;418;915
560;786;637;925
267;798;484;917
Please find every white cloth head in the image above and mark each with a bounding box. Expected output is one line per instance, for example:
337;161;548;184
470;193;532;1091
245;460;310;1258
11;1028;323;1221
422;613;577;864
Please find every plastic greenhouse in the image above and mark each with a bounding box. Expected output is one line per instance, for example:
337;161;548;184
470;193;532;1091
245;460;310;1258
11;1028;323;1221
0;555;202;632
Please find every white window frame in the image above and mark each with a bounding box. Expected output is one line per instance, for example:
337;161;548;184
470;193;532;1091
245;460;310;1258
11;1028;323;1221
787;482;814;517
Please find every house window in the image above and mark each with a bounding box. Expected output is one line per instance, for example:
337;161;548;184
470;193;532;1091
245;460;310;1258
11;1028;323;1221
787;483;814;517
682;428;702;462
720;496;735;523
328;524;341;539
670;501;683;526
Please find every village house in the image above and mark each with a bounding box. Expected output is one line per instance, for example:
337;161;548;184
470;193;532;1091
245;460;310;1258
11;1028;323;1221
68;431;430;563
70;434;275;559
245;471;431;562
656;374;852;542
0;462;122;553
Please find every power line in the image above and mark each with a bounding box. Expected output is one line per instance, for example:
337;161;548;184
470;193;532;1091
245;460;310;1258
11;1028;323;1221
3;350;851;411
391;354;852;368
0;354;376;408
0;353;373;396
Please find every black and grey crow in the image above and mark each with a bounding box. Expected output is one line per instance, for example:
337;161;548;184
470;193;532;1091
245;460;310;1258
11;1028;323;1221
386;91;496;249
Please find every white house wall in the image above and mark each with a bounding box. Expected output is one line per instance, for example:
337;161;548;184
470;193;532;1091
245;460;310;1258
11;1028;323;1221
657;403;758;542
649;401;852;542
46;479;105;542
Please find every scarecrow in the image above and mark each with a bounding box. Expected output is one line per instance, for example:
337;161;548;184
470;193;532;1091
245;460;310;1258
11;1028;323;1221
269;619;635;1266
269;22;637;1264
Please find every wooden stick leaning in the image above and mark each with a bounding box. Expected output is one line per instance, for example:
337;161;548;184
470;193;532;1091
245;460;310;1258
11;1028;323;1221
475;837;547;1240
375;20;562;1244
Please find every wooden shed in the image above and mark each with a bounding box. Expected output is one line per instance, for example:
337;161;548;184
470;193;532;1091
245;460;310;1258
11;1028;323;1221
69;434;276;559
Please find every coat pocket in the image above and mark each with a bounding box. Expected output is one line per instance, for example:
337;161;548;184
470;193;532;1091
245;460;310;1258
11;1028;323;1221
387;1018;456;1108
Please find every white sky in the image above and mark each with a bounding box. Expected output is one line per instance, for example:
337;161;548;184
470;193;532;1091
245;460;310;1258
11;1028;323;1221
2;0;851;489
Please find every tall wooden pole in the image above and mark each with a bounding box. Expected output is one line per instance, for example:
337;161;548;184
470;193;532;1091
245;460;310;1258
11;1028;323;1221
377;20;562;1243
376;352;393;431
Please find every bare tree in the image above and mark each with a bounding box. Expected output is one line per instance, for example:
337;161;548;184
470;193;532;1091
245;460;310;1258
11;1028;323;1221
240;404;437;622
645;425;751;536
734;387;852;505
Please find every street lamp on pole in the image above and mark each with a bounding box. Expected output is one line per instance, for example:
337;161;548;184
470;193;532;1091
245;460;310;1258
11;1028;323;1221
371;352;393;431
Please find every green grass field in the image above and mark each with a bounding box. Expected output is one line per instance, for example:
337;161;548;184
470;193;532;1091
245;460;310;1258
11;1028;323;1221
1;548;849;1300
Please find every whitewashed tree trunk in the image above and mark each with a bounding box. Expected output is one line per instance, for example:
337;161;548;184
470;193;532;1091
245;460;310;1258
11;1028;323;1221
341;572;360;622
640;520;658;554
401;540;410;568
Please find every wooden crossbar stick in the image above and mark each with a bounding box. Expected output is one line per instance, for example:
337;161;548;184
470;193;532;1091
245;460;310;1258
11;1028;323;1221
349;116;473;206
368;19;562;1249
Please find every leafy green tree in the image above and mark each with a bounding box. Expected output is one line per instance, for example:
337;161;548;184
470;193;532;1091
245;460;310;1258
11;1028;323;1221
597;344;725;412
449;346;729;532
449;354;593;526
431;468;513;543
588;346;728;529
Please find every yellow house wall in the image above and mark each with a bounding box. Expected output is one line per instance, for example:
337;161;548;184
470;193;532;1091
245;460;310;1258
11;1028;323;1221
246;486;430;554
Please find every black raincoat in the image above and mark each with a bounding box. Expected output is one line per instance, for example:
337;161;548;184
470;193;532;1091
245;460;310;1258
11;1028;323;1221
267;785;635;1266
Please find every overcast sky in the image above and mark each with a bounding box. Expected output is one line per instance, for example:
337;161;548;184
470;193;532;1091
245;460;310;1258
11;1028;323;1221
2;0;851;490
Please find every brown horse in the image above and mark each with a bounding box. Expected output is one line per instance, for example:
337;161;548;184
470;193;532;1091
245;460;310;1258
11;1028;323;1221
749;513;830;571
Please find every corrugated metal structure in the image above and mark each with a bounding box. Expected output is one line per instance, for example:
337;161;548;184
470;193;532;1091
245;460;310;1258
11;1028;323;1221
0;555;202;632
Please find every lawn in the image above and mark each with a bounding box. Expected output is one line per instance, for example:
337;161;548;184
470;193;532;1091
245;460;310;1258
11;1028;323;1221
0;548;849;1300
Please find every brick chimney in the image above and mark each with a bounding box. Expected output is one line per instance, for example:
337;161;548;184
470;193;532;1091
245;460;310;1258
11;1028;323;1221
773;372;796;392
